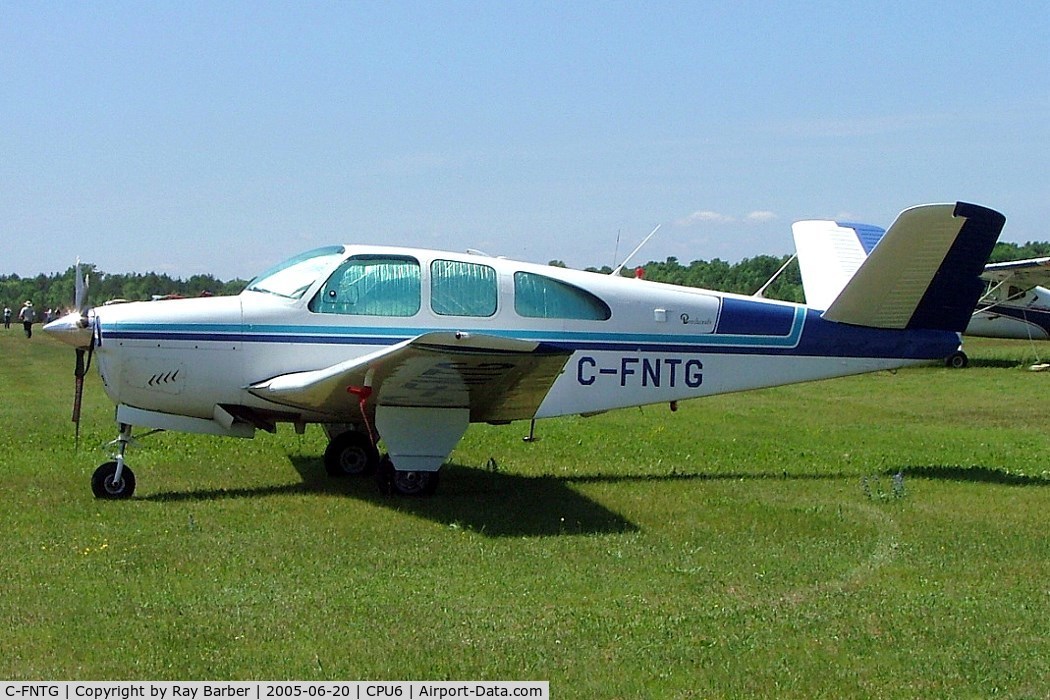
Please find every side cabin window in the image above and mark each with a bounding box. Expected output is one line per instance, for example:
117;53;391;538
431;260;498;317
513;271;611;320
310;255;421;316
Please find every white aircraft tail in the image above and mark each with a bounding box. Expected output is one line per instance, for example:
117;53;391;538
791;220;884;309
795;202;1005;332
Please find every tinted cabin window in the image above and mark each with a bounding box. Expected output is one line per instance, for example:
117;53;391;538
513;272;611;320
310;256;421;316
431;260;498;317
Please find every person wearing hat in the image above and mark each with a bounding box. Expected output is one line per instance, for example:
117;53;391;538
17;300;35;338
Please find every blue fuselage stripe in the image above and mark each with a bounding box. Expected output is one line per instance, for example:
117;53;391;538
981;305;1050;332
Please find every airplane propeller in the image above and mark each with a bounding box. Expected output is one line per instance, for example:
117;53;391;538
71;260;94;447
43;260;95;448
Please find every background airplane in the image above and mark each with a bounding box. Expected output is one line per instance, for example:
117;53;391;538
966;257;1050;343
792;218;1048;367
45;202;1004;498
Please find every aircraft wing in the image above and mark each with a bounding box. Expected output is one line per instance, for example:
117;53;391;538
247;332;571;423
982;256;1050;290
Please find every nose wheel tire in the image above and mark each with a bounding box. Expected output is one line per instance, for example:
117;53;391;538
945;351;969;369
91;461;136;499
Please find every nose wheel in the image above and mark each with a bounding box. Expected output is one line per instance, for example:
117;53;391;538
91;461;136;499
92;423;136;499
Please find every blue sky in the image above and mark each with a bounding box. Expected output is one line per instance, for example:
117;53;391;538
3;1;1047;280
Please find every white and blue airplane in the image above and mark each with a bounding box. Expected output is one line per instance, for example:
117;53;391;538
967;257;1050;344
45;202;1005;498
793;214;1048;367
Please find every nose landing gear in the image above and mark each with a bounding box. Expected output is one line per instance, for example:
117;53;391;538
91;423;136;499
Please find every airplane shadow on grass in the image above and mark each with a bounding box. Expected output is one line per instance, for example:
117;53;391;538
143;457;888;536
143;457;641;537
141;458;1047;537
966;357;1036;369
895;465;1050;486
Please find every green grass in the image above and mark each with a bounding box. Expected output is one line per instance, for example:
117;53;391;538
1;331;1047;698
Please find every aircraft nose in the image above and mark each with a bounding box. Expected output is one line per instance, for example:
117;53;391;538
43;311;94;349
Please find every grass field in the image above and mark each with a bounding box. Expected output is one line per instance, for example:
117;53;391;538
1;329;1047;698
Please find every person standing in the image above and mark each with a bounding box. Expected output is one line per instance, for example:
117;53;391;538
17;300;35;338
2;306;11;329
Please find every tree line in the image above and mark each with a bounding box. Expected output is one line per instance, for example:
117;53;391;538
569;241;1050;302
0;265;248;316
3;240;1047;314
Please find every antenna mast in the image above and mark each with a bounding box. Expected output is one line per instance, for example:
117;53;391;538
611;224;661;276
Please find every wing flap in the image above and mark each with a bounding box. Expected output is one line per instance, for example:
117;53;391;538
248;332;571;423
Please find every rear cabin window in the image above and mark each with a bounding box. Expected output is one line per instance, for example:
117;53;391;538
431;260;498;317
310;255;421;316
513;271;611;320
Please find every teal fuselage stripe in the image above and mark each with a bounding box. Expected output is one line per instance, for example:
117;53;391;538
103;305;808;352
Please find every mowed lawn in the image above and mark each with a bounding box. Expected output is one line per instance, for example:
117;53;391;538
0;330;1047;698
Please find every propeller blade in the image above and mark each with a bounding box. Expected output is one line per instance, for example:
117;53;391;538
71;335;96;450
74;258;89;313
67;259;94;450
73;349;85;448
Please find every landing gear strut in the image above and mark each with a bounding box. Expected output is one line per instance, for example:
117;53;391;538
92;423;136;499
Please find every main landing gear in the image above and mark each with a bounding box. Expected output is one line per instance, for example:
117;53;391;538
324;428;439;497
945;351;969;369
375;457;440;497
323;430;379;477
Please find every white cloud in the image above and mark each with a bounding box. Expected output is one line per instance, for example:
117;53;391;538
676;209;778;227
675;210;735;227
745;210;776;223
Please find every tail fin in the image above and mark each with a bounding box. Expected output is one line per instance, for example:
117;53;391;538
816;202;1005;332
791;220;885;309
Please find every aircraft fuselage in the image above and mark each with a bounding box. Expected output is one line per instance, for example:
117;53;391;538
966;285;1050;340
81;245;960;432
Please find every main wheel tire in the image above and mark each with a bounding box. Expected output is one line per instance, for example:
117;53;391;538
323;431;379;477
375;456;440;497
946;351;969;369
91;461;136;499
392;469;439;497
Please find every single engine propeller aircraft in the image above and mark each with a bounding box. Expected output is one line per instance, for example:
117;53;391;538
968;257;1050;343
45;201;1005;499
792;214;1048;367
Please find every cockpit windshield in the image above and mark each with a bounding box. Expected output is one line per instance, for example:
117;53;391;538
244;246;346;300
